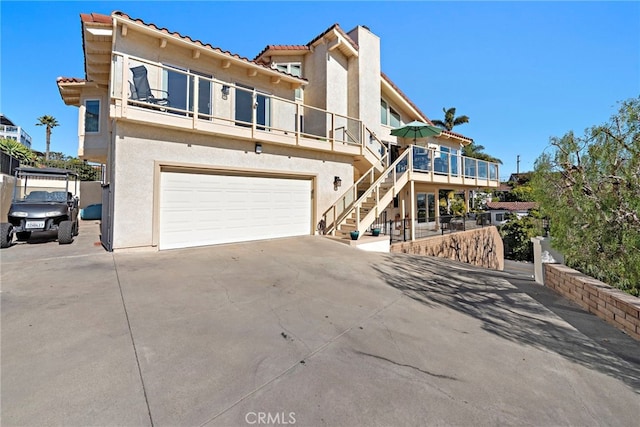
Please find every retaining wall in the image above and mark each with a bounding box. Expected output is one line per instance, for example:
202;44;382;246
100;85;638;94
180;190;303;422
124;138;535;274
390;226;504;270
544;263;640;340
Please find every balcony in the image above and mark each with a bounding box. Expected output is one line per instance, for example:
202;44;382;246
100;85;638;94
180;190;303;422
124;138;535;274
109;53;385;163
396;146;499;187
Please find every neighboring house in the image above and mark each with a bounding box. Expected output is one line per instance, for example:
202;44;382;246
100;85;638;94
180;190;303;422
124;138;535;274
0;114;33;148
57;11;500;251
485;201;538;226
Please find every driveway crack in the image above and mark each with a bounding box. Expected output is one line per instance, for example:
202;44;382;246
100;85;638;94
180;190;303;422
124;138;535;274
198;294;405;426
112;255;154;427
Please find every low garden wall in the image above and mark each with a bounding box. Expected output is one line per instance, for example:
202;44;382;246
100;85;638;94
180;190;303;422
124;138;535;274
544;264;640;340
390;226;504;270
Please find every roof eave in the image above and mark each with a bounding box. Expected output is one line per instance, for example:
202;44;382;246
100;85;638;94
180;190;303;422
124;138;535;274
113;13;308;87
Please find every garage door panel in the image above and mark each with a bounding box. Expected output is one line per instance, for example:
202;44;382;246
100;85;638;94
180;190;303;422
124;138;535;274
160;172;312;250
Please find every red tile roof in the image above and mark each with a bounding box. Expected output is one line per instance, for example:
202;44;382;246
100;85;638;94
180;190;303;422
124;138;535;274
441;129;473;142
485;202;538;211
254;45;310;62
110;11;307;82
80;12;111;24
56;77;88;83
307;23;359;51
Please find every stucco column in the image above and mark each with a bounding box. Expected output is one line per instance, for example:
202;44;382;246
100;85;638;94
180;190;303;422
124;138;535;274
464;189;470;213
410;180;415;241
434;187;440;227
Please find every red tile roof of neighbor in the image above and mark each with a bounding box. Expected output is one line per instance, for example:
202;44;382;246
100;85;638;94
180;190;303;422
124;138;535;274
486;202;538;211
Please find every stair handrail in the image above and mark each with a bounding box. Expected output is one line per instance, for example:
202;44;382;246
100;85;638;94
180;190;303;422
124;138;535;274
321;149;389;235
363;127;387;161
349;147;412;233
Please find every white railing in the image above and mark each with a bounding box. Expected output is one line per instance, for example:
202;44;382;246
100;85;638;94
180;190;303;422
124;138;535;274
323;148;412;236
110;52;368;149
411;146;499;182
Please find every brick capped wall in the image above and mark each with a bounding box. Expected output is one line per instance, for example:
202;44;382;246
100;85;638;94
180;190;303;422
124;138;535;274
544;264;640;340
390;227;504;270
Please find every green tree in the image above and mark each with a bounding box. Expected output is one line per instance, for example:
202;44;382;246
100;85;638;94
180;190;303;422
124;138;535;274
36;115;59;161
431;107;469;131
0;137;35;162
503;184;534;202
499;212;543;261
462;142;503;164
531;96;640;296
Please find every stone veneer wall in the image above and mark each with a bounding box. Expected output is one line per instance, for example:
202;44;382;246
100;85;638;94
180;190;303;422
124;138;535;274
544;264;640;340
390;227;504;271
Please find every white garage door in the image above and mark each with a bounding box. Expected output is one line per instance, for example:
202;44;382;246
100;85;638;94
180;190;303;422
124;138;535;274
159;171;312;250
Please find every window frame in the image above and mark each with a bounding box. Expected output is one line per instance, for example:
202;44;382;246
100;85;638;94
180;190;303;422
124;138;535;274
84;99;100;133
380;98;402;127
275;62;303;99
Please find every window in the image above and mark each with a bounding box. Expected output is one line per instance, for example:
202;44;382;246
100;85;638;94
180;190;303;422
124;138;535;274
381;98;402;127
495;213;504;222
380;99;388;125
85;100;100;133
276;63;302;99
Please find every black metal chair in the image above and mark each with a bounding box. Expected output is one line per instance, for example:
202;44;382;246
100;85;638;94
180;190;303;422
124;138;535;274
130;65;169;106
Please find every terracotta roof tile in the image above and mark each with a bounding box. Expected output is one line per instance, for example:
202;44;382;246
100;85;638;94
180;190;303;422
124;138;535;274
441;129;473;142
111;11;307;82
56;77;87;83
485;202;538;211
307;23;359;51
253;45;310;62
80;13;111;24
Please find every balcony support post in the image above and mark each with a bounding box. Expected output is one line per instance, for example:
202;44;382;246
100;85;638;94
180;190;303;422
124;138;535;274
192;75;199;130
410;180;416;241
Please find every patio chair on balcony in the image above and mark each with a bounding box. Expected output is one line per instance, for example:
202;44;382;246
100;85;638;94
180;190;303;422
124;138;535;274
130;65;169;107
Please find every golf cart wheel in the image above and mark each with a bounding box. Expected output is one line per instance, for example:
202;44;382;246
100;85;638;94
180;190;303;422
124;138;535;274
16;231;31;241
0;223;13;248
58;221;74;244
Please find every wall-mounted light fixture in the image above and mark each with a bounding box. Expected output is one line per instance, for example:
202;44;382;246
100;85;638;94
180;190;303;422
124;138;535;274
333;176;342;191
221;85;230;100
255;143;262;154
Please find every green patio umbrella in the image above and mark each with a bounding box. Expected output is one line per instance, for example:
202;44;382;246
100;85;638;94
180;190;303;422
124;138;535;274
390;120;442;143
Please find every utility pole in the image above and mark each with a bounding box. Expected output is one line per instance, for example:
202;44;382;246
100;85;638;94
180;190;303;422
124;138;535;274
516;155;520;175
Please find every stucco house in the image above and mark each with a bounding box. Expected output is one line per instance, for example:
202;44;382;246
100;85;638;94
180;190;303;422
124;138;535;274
485;202;538;226
57;11;499;251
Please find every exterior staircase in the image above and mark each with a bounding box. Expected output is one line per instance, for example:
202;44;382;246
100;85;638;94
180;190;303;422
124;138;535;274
321;147;411;240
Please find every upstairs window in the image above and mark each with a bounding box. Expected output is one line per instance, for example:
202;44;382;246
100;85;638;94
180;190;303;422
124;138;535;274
85;100;100;133
381;98;401;127
276;63;302;99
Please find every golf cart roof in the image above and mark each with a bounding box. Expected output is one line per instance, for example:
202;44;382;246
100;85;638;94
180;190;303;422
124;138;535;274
15;167;79;178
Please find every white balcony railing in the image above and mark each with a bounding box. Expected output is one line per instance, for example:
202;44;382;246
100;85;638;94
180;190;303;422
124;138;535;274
110;53;367;149
410;146;499;182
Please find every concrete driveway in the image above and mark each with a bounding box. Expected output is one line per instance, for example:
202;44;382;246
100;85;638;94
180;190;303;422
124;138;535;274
2;221;639;426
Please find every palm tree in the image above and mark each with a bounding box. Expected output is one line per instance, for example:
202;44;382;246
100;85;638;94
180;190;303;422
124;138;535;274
462;142;502;164
431;107;469;131
36;115;59;160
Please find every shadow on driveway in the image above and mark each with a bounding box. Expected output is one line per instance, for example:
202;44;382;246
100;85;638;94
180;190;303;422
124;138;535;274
373;253;640;393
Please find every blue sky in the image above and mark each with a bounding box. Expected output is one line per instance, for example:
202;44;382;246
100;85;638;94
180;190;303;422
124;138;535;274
1;1;638;180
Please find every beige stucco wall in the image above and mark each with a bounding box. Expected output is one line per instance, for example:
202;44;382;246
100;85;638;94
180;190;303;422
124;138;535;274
78;88;110;163
110;121;354;250
0;174;16;220
348;26;381;136
79;181;102;208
